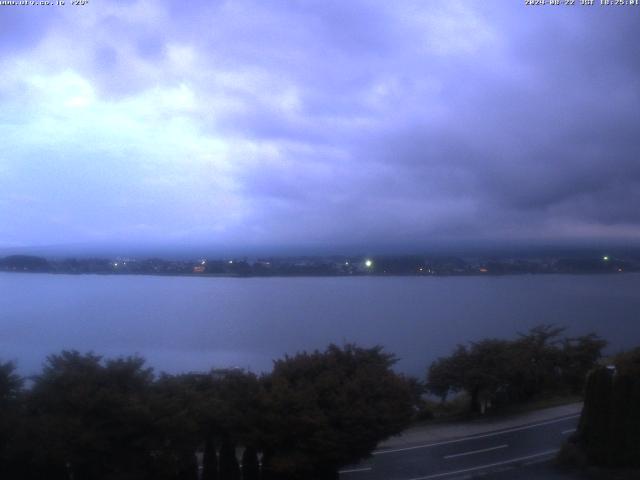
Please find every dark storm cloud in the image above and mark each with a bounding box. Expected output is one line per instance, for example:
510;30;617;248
0;0;639;248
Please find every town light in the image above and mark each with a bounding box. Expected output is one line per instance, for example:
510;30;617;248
365;259;373;268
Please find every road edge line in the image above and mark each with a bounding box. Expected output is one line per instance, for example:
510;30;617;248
407;449;558;480
373;414;580;455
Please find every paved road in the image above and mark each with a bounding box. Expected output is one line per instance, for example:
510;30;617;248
339;413;580;480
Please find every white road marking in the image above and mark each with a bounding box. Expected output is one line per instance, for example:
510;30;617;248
373;414;580;455
338;467;372;474
443;444;508;460
561;428;576;435
406;449;559;480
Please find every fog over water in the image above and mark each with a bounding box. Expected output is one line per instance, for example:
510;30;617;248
2;273;639;377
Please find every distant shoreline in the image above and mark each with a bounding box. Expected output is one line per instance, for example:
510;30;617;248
2;253;638;278
1;270;638;279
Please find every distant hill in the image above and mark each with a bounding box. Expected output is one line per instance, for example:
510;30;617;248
0;255;51;272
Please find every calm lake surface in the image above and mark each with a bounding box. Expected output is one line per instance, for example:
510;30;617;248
1;272;639;377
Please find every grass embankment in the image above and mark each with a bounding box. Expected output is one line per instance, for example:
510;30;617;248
413;392;583;427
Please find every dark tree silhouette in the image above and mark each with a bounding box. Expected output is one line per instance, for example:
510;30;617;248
241;446;260;480
260;344;415;479
218;439;240;480
0;361;23;478
1;345;418;479
202;436;219;480
427;325;606;413
574;347;640;467
560;333;608;393
21;351;158;479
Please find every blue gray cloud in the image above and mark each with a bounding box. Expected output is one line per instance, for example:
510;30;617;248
1;1;639;249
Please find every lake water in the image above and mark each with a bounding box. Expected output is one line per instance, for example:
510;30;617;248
1;272;639;377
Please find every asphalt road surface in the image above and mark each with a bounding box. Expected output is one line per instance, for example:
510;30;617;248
339;413;580;480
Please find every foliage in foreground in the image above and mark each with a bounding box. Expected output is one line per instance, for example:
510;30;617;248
426;325;606;413
0;345;415;480
568;347;640;469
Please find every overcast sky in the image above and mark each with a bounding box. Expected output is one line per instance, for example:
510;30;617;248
1;1;639;252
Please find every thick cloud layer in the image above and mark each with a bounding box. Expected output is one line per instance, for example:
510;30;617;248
1;1;639;249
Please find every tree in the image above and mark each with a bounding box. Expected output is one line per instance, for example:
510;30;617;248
575;347;640;468
0;361;22;404
0;361;23;478
218;440;240;480
151;373;212;480
241;446;260;480
509;324;566;400
426;346;467;402
426;326;606;413
210;369;262;447
260;344;415;479
608;347;640;466
24;351;157;480
576;366;614;465
560;333;607;393
427;340;514;412
151;368;262;480
463;339;513;412
201;436;219;480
